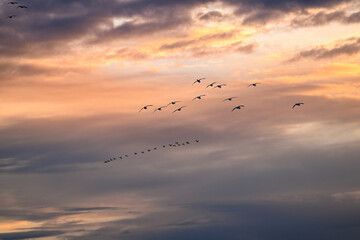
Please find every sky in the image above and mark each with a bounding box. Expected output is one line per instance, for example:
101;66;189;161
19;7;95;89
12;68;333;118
1;0;360;239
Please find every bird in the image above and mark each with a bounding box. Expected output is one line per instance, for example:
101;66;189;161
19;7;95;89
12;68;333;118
192;95;206;101
139;105;153;113
182;143;185;145
195;140;199;143
125;155;129;157
167;101;181;106
141;151;144;153
292;103;304;109
193;78;205;85
186;141;190;144
134;153;138;155
147;149;151;152
119;157;122;159
206;82;217;88
154;106;167;112
248;83;260;87
17;5;28;8
214;84;226;89
232;105;245;112
7;15;16;18
8;2;18;4
163;145;166;147
223;97;237;102
169;144;173;146
173;106;186;113
153;147;157;150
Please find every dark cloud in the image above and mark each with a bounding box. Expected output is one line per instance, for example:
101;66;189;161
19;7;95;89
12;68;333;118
159;31;237;50
0;231;64;240
0;0;355;58
288;37;360;61
291;10;360;27
198;11;225;21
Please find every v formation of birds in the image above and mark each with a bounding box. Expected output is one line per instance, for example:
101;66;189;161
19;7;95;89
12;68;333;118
107;78;304;164
139;78;304;114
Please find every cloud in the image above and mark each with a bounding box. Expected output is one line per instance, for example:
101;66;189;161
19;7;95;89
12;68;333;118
291;10;360;27
0;231;64;240
288;37;360;61
198;11;225;21
332;190;360;202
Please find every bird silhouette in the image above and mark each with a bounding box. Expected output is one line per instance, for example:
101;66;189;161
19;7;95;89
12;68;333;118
195;140;199;142
173;106;186;113
134;153;138;155
192;95;206;101
167;101;181;106
248;83;260;87
193;78;205;85
7;15;16;18
125;155;129;157
139;105;153;113
8;2;18;4
163;145;166;147
17;5;28;8
214;84;226;89
292;103;304;109
141;151;144;153
206;82;217;88
186;141;190;144
232;105;245;112
223;97;237;102
147;149;151;152
119;157;122;159
154;148;157;150
154;106;167;112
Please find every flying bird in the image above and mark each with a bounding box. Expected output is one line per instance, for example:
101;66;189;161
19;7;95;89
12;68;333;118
8;2;18;4
139;105;153;113
193;78;206;85
147;149;151;152
248;83;260;87
292;103;304;109
195;140;199;143
163;145;166;147
186;141;190;144
134;153;138;155
7;15;16;18
173;106;186;113
206;82;217;88
141;151;144;153
223;97;237;102
232;105;245;112
154;106;167;112
125;155;129;157
154;148;157;150
167;101;181;106
214;84;226;89
192;95;206;101
17;5;28;8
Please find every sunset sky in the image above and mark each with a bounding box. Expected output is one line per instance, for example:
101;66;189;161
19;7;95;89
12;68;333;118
1;0;360;239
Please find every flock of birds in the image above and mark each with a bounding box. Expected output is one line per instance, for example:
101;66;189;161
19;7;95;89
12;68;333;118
139;78;304;114
5;1;28;19
105;78;303;164
104;140;200;163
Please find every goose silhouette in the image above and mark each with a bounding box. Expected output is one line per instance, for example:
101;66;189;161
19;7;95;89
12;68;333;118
139;105;153;113
292;103;304;109
193;78;205;85
232;105;245;112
